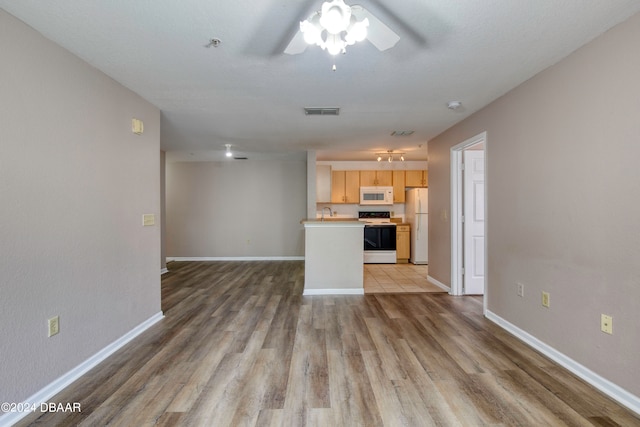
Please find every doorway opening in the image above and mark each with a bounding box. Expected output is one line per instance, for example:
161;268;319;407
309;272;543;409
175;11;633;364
450;132;487;312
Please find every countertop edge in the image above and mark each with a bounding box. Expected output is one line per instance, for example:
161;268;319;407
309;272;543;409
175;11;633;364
302;221;365;227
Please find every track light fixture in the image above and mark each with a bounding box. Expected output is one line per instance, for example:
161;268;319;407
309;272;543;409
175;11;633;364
376;149;405;162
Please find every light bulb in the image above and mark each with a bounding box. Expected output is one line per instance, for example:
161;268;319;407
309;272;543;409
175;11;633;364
346;18;368;45
324;34;344;55
225;144;232;158
320;0;351;35
301;16;322;45
400;155;405;161
388;156;392;163
377;155;382;162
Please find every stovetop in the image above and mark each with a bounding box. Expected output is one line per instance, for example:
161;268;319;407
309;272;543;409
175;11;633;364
358;211;390;219
358;211;394;225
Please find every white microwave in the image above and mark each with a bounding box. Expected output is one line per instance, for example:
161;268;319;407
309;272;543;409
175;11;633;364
360;186;394;205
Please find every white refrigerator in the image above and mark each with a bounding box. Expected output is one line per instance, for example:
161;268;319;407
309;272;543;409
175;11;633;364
405;188;428;264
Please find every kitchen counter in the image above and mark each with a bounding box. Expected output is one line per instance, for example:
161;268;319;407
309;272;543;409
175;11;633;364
302;220;365;295
301;218;359;223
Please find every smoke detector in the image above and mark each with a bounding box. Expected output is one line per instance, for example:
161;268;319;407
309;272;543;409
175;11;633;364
447;101;462;110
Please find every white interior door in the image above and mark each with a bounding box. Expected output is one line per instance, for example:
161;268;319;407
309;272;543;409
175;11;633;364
463;150;485;294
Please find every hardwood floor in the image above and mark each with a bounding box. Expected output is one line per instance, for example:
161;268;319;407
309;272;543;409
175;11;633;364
17;261;639;426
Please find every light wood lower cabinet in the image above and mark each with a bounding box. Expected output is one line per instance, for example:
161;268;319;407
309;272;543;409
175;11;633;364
331;170;360;203
396;224;410;263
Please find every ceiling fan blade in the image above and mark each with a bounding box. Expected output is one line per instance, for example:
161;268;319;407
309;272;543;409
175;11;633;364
284;29;308;55
351;5;400;51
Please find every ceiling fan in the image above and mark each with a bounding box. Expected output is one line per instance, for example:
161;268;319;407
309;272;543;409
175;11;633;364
284;0;400;56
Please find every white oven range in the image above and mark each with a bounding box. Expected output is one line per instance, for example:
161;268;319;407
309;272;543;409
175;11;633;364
359;211;397;264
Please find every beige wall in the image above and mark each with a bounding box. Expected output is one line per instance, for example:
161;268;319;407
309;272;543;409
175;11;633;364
0;10;161;405
165;159;307;258
428;12;640;395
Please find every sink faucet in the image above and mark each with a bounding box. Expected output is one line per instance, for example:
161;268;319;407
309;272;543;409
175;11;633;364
321;207;333;221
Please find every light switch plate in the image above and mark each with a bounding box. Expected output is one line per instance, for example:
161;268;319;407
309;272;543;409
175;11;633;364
132;118;144;135
601;314;613;334
142;214;155;226
48;316;59;337
542;291;550;308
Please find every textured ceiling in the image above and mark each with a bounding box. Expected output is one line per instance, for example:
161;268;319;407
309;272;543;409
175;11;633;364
2;1;639;161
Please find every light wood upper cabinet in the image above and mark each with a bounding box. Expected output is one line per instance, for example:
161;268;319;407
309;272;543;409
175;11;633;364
405;170;428;187
331;170;360;203
360;170;392;186
392;170;405;203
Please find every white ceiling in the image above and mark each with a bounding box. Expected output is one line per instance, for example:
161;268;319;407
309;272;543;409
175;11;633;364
2;1;639;161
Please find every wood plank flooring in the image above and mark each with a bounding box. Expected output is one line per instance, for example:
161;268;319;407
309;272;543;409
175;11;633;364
17;261;640;426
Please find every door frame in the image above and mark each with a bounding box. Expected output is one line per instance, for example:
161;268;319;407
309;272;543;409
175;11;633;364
450;132;487;310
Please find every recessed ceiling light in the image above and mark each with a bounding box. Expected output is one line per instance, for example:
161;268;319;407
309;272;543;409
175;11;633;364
391;130;414;136
447;101;462;110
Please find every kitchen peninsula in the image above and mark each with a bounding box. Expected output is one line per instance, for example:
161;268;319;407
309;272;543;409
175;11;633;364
302;220;365;295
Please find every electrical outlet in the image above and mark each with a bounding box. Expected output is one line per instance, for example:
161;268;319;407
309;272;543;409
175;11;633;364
542;291;550;308
601;314;613;334
48;316;59;337
517;282;524;297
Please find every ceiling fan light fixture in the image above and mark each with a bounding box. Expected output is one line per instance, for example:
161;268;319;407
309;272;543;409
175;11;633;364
299;0;372;56
319;0;351;34
286;1;399;56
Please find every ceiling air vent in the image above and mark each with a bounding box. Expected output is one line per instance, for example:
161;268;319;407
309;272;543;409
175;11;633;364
304;107;340;116
391;130;414;136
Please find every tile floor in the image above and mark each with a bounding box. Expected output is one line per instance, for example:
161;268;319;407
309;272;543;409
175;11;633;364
364;263;447;294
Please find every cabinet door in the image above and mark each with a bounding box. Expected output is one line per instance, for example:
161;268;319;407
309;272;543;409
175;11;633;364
359;170;377;187
396;227;410;261
405;170;423;187
392;170;405;203
331;171;346;203
376;170;393;186
406;170;428;187
344;171;360;203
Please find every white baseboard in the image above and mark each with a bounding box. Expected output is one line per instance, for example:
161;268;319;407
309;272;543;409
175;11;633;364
427;275;451;292
0;312;164;427
167;256;304;262
485;310;640;416
303;288;365;296
160;267;169;275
